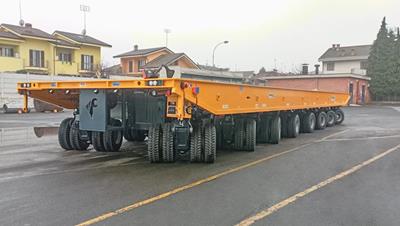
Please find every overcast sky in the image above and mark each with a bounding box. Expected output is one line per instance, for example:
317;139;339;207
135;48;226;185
1;0;400;72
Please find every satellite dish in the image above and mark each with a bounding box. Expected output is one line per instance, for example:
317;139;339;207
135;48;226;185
19;19;24;26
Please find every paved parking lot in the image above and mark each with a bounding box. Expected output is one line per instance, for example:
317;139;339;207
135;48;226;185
0;106;399;226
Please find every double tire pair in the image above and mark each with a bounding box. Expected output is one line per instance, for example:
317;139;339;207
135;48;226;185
190;123;216;163
147;123;180;163
58;118;89;151
233;119;257;152
58;118;123;152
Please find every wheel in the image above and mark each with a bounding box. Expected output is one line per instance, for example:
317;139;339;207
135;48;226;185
92;131;106;152
234;119;245;150
268;115;281;144
316;111;327;130
301;112;316;133
133;130;147;141
148;125;162;163
256;117;270;143
244;119;256;152
326;111;336;127
190;125;203;163
335;109;345;125
124;127;134;141
162;123;175;163
280;114;289;138
204;123;216;163
287;114;300;138
103;119;123;152
69;121;89;151
58;118;74;150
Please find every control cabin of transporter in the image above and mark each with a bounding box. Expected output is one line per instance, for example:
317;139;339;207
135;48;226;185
17;66;349;164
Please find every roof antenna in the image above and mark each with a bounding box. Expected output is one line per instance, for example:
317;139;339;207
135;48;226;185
80;4;90;35
19;0;24;26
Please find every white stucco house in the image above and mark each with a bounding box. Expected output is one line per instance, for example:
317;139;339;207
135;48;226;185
318;44;371;75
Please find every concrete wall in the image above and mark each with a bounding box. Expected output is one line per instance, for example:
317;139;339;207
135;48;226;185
265;77;370;104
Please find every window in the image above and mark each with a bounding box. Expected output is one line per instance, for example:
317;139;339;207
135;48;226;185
29;50;45;67
128;61;133;73
326;62;335;71
0;47;14;57
360;61;368;70
138;59;146;69
59;52;72;63
81;55;93;71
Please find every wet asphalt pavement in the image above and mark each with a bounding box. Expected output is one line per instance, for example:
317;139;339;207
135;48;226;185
0;106;400;226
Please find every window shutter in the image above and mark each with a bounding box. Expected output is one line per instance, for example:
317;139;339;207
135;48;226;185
90;56;94;71
40;51;45;67
81;55;84;70
10;48;14;57
29;50;33;66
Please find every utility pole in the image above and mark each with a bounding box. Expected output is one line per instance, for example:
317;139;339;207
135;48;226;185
80;4;90;35
164;29;171;47
18;0;24;26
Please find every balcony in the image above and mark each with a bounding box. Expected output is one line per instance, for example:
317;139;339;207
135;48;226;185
0;56;23;72
55;61;79;75
351;68;367;76
23;59;49;72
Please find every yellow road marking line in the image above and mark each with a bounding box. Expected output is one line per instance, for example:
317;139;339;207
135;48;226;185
76;129;348;226
319;128;349;140
320;134;400;142
236;143;400;226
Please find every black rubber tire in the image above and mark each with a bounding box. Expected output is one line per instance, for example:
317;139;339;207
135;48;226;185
133;130;147;142
204;124;217;163
280;114;289;138
316;111;327;130
92;131;106;152
326;111;336;127
287;114;300;138
162;123;175;163
234;119;245;150
335;109;345;125
58;118;74;150
148;125;162;163
256;117;270;143
190;125;203;163
124;127;135;141
269;115;281;144
216;120;224;150
103;119;123;152
244;119;256;152
69;122;89;151
301;112;316;133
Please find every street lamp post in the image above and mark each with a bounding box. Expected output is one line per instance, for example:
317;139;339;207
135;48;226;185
212;40;229;67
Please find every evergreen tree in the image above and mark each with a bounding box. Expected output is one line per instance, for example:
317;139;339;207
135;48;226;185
367;17;393;99
258;67;266;74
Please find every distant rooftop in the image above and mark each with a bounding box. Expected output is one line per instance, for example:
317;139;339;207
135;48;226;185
0;30;23;40
319;44;372;61
1;23;55;40
54;30;111;47
144;53;185;68
114;47;172;58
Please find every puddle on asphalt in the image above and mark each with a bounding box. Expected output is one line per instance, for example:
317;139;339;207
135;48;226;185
0;127;59;147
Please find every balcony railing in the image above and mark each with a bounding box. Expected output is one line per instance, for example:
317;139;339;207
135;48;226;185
23;59;49;71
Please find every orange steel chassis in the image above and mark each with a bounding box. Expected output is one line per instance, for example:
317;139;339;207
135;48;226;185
17;78;350;119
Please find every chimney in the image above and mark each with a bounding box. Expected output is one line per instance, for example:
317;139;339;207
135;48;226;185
302;64;309;75
314;64;320;75
25;23;32;28
134;45;138;51
332;44;336;49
